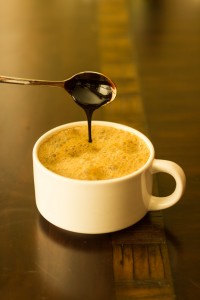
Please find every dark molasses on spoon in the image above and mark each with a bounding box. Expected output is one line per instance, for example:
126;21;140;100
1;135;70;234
64;72;116;142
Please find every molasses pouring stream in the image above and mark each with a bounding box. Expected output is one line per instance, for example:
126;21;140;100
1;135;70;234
0;71;117;142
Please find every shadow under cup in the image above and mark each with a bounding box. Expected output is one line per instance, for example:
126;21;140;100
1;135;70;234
33;121;186;234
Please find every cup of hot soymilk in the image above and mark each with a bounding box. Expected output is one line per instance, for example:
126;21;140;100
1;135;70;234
33;121;186;234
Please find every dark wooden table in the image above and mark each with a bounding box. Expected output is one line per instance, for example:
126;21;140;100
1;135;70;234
0;0;199;299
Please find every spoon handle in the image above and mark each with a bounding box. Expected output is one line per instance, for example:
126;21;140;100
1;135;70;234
0;75;64;88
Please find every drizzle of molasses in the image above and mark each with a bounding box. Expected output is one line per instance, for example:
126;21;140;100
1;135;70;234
64;73;115;142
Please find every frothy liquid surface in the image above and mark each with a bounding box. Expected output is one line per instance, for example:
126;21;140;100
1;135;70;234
38;125;150;180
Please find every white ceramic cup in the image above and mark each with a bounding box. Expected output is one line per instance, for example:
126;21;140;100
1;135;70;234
33;121;186;234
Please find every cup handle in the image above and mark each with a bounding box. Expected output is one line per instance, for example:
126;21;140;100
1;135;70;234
148;159;186;211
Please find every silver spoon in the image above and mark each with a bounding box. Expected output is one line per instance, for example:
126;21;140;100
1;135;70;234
0;71;117;106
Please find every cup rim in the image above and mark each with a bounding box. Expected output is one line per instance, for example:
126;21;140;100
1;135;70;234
33;121;155;184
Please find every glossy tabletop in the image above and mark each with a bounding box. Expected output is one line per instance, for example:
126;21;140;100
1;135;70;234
0;1;200;299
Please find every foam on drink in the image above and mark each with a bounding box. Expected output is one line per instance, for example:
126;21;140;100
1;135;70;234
38;125;150;180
